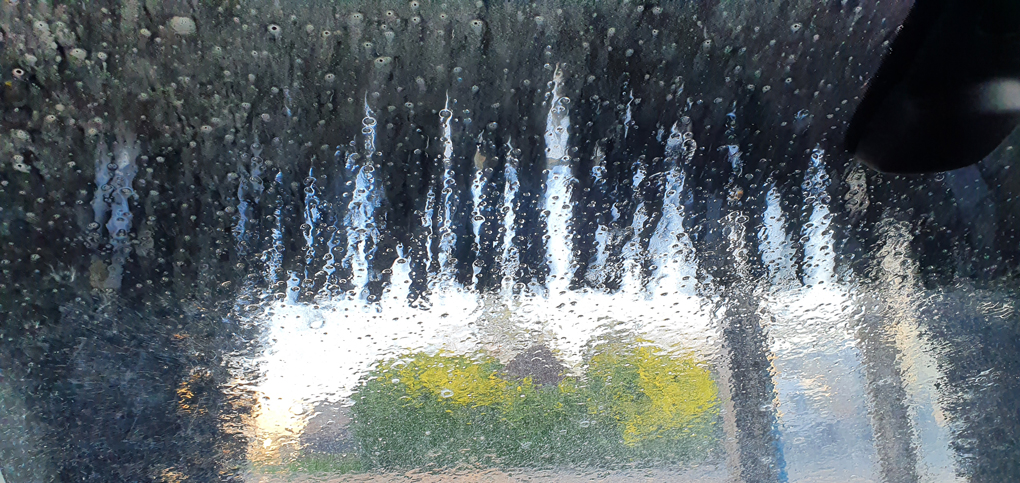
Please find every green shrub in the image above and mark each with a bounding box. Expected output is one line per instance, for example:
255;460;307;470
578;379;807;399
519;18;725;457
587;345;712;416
348;340;721;470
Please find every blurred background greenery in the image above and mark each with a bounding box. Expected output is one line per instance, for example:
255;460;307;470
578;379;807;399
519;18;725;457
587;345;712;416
342;336;721;472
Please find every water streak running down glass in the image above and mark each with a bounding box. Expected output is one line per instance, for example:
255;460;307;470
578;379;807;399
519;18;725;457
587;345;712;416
0;1;1018;483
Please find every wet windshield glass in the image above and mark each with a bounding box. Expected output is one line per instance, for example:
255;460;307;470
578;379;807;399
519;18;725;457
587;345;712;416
1;1;1018;482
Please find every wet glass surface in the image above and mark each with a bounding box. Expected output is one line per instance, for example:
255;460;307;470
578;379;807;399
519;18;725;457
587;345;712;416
1;1;1019;482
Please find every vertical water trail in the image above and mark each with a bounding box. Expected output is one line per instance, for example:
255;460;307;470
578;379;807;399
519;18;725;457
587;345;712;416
361;96;377;156
88;142;112;287
622;89;634;139
435;95;458;288
283;87;294;119
469;145;487;287
286;271;301;304
759;183;796;289
619;158;648;296
584;146;612;288
415;94;483;324
90;132;139;290
542;65;575;296
343;101;382;299
422;187;437;277
105;135;140;290
380;244;414;313
721;144;750;279
233;147;264;258
615;87;644;295
265;168;285;287
256;138;285;290
321;147;347;293
498;141;520;297
636;121;715;355
230;149;266;321
801;147;835;287
90;142;112;230
648;123;697;296
344;163;378;298
302;165;321;274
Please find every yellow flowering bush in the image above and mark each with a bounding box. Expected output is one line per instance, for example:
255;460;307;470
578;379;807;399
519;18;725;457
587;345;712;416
381;352;516;408
350;340;720;469
586;343;720;446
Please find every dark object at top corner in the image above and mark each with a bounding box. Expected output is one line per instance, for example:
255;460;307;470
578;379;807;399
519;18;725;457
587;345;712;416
845;0;1020;174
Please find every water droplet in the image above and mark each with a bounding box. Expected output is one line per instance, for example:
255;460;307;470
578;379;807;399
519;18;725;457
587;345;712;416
168;16;197;36
69;48;87;62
